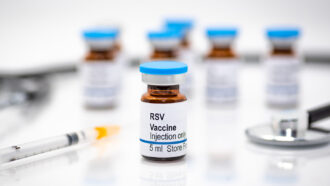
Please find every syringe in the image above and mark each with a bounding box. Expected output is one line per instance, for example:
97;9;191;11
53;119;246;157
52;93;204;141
0;125;119;164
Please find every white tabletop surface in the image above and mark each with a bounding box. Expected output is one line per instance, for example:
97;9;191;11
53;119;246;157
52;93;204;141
0;62;330;186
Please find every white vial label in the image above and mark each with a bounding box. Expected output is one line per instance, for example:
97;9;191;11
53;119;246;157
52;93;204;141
81;61;120;107
265;56;300;105
140;102;187;158
206;59;239;103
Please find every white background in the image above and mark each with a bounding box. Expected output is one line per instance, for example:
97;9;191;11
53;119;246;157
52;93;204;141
0;0;330;70
0;1;330;185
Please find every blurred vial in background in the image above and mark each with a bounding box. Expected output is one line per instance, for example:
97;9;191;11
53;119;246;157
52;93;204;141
205;27;240;105
164;18;195;96
147;30;183;61
265;27;301;108
81;27;121;109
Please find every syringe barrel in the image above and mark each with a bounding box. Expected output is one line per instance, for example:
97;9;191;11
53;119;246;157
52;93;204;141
0;128;100;164
0;135;70;163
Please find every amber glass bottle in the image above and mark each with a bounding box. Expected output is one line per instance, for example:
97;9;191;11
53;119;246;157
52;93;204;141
147;30;182;61
265;27;301;108
205;27;239;104
140;61;188;161
82;28;120;109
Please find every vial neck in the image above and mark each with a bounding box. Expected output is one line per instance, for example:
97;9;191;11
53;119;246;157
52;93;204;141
208;46;235;58
151;49;177;59
86;49;115;60
269;39;296;56
148;85;180;96
213;45;232;50
90;49;108;53
271;47;295;56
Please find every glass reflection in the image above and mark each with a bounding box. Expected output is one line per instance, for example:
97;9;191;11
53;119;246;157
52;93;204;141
84;140;119;186
0;150;79;184
140;159;187;186
205;106;238;185
247;144;330;185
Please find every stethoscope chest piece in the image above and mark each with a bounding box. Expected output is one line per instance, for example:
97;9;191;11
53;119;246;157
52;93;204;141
246;124;330;147
246;103;330;147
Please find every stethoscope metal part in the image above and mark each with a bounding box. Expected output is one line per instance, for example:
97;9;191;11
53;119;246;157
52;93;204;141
0;63;77;109
0;63;77;139
246;103;330;147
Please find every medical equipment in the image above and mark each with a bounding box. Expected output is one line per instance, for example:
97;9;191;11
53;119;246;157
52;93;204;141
245;103;330;147
0;125;119;163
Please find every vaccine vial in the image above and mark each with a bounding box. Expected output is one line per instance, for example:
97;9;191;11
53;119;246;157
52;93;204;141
265;27;301;108
147;30;182;61
140;61;188;161
81;28;120;109
205;27;239;104
165;19;195;95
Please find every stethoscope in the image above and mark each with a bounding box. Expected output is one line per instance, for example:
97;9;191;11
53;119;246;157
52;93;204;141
245;103;330;147
0;63;77;138
0;63;76;109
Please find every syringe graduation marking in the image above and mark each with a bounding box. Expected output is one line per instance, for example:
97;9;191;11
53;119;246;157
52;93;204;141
66;132;80;145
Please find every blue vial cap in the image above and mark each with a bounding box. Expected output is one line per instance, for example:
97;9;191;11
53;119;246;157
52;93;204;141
140;61;188;75
147;30;183;40
206;27;238;38
266;27;300;39
82;27;118;40
164;18;194;30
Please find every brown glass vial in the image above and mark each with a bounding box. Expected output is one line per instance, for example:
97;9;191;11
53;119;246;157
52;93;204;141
140;61;188;161
265;28;301;108
141;85;186;161
82;28;119;109
205;28;239;104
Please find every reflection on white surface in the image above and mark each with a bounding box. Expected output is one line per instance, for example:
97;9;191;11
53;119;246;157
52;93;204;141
206;155;236;185
263;156;299;185
247;143;330;186
205;106;238;185
205;106;238;156
140;159;187;186
0;150;79;185
84;137;121;186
